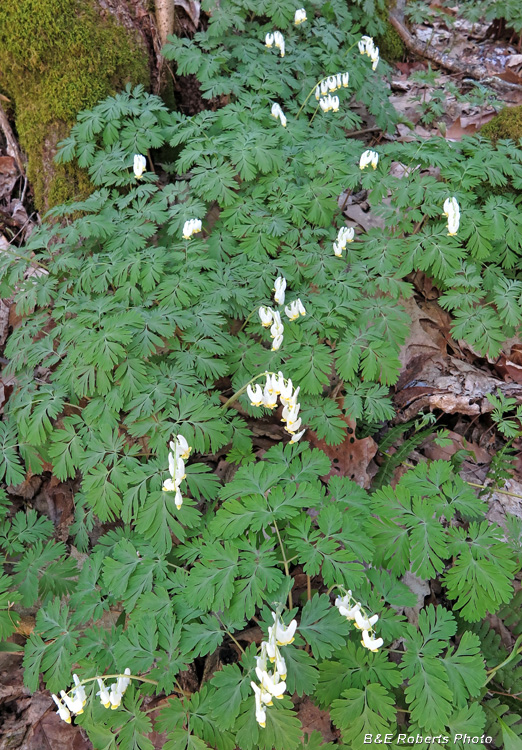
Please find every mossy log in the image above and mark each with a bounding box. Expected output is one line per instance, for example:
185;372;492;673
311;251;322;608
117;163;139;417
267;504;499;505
0;0;150;213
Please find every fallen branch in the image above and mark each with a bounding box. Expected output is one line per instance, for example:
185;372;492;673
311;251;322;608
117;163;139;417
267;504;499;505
389;11;522;93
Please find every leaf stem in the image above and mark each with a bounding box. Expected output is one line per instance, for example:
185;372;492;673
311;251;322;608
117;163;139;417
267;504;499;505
485;635;522;685
273;519;293;609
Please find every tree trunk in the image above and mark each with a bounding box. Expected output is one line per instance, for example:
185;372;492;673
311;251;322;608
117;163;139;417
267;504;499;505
0;0;154;214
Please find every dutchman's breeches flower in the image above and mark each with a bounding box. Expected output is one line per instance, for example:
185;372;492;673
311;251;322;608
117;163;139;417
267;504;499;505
273;276;287;306
182;218;202;239
359;149;379;170
52;694;71;724
273;31;285;57
265;32;274;47
361;628;384;652
334;588;383;652
284;298;306;321
259;306;274;327
443;196;460;235
133;154;147;179
294;8;307;24
251;610;297;727
247;383;264;406
97;678;111;708
271;103;287;128
163;434;192;508
333;226;355;256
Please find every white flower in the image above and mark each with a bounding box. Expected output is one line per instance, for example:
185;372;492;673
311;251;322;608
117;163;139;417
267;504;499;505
353;609;379;631
273;276;287;306
273;31;285;57
327;75;337;92
255;668;287;699
315;85;320;100
319;94;339;112
259;306;274;327
290;428;306;443
163;435;190;508
271;103;287;128
182;218;202;239
333;226;354;256
60;689;84;715
72;674;87;706
336;73;342;89
284;300;300;321
52;694;71;724
359;149;378;170
263;382;278;409
271;613;297;645
97;678;111;708
370;46;380;70
275;651;287;680
117;668;132;694
247;383;264;406
251;682;267;727
271;334;284;351
294;8;307;24
443;197;460;236
109;684;123;709
279;378;294;404
265;32;274;47
133;154;147;179
173;435;191;460
358;36;379;69
320;80;328;96
270;310;284;337
361;628;384;652
342;71;349;87
282;401;300;424
335;595;361;620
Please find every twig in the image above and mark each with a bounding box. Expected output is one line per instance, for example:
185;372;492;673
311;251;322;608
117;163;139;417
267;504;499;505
0;103;26;178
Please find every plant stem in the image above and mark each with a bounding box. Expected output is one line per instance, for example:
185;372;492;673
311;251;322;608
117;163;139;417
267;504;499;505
485;635;522;685
273;519;293;609
220;371;268;411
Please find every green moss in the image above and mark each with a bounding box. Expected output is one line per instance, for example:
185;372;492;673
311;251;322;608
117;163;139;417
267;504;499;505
0;0;149;212
375;0;405;62
480;106;522;144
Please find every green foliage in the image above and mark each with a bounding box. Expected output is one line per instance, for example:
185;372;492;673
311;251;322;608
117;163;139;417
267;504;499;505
1;0;521;747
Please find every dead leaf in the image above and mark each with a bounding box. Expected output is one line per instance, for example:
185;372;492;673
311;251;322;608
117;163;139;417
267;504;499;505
174;0;200;27
422;430;491;464
307;415;377;489
297;698;338;742
23;710;92;750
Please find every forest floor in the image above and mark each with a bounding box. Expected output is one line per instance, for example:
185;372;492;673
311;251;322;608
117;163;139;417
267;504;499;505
1;4;522;749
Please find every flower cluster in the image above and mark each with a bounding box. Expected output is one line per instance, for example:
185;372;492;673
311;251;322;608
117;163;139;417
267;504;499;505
359;149;379;170
335;590;383;652
271;102;287;128
162;434;192;509
314;72;349;100
182;218;202;239
265;31;285;57
52;674;87;724
96;669;131;710
443;196;460;236
294;8;306;24
333;226;355;257
358;35;379;70
251;611;297;727
247;372;305;443
319;94;339;113
258;276;306;351
133;154;147;179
